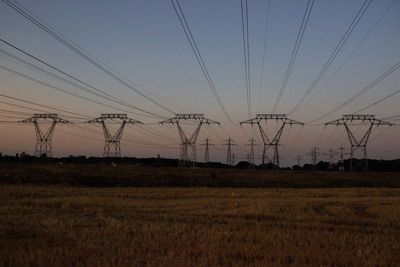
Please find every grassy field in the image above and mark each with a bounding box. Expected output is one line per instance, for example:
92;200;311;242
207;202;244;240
1;185;400;266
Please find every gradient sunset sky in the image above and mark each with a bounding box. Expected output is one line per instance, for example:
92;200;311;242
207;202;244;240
0;0;399;166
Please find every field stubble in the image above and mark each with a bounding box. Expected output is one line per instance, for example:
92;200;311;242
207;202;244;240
1;185;400;266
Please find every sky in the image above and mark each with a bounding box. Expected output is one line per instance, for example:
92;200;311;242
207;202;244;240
0;0;399;166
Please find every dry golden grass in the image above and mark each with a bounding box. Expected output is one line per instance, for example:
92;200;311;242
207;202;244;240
1;185;399;266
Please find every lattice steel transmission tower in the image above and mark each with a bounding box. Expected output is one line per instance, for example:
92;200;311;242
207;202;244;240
160;114;220;167
327;148;339;169
338;146;346;171
88;114;142;157
308;147;320;165
294;155;304;166
240;114;303;167
200;137;214;163
325;114;392;171
245;138;257;167
22;113;69;157
223;137;237;165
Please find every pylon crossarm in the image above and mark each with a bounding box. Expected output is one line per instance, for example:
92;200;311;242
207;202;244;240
100;113;127;120
175;114;204;120
373;119;393;126
202;118;220;125
256;114;287;120
55;118;70;124
282;118;303;125
88;118;103;124
126;118;143;125
240;118;258;126
325;118;345;126
159;118;179;124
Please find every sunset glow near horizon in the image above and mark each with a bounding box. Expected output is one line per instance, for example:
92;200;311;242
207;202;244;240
0;0;399;166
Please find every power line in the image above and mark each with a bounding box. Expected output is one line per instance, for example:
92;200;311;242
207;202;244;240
309;61;400;123
0;108;32;116
353;86;400;114
240;0;251;117
272;0;314;113
0;64;165;119
302;0;397;107
289;0;373;114
0;39;164;119
2;0;176;114
382;114;400;120
169;0;236;124
256;0;271;114
0;93;91;119
0;100;87;120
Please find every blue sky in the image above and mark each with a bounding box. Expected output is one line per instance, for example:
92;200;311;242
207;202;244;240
0;0;399;165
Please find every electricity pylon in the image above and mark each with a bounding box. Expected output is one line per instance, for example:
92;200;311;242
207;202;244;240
88;114;142;157
22;113;69;157
160;114;219;167
200;137;214;163
338;146;351;171
294;155;304;166
307;147;320;165
223;137;237;165
245;138;257;167
240;114;303;167
325;114;392;171
327;148;339;169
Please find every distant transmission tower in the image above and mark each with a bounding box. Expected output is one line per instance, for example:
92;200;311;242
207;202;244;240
200;137;214;163
308;147;320;165
223;137;237;165
326;114;392;171
245;138;257;167
338;146;348;171
294;155;304;166
88;114;142;157
241;114;303;167
160;114;220;167
22;113;69;157
328;148;339;169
